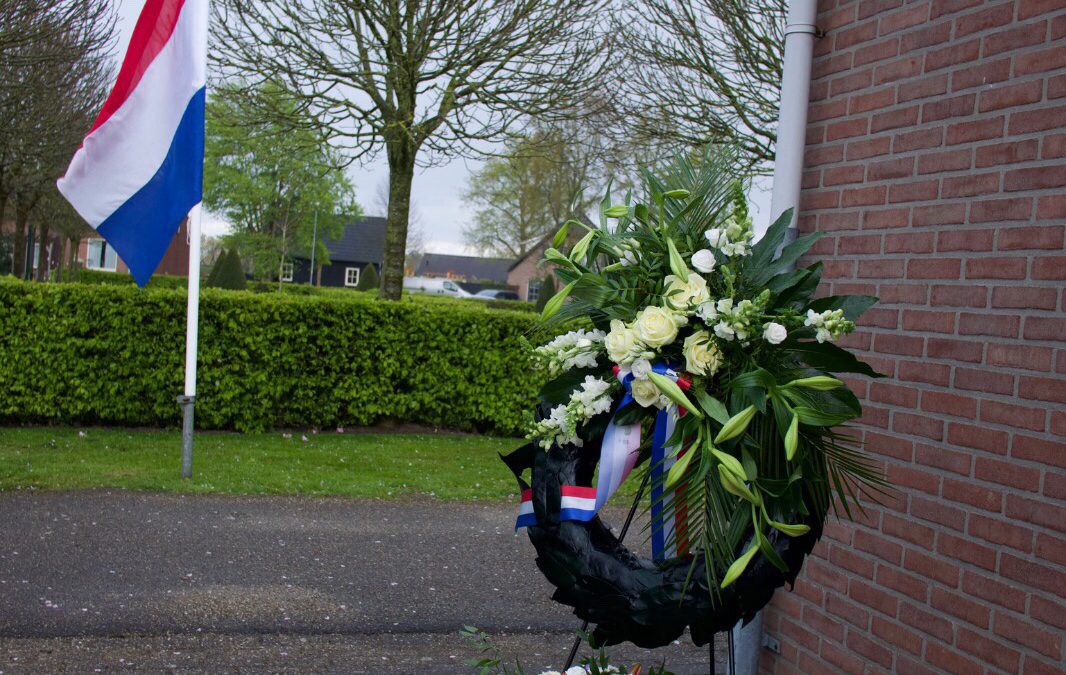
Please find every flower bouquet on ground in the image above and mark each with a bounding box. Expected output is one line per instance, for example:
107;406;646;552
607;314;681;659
505;148;886;647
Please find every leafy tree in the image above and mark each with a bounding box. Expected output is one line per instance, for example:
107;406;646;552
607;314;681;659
355;263;379;292
616;0;787;173
206;249;247;290
212;0;612;300
462;129;600;259
203;83;359;283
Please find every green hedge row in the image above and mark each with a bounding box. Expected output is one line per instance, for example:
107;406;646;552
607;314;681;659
0;279;547;435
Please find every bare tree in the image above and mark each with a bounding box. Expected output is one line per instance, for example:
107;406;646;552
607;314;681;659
212;0;612;299
616;0;787;174
0;0;113;278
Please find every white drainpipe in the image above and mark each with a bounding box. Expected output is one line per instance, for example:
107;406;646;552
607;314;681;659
732;1;818;674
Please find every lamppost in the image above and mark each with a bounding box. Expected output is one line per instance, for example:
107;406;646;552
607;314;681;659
308;206;318;285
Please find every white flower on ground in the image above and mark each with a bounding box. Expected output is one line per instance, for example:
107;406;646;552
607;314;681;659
663;273;710;311
690;248;717;273
763;322;788;345
683;330;723;376
630;357;652;380
634;306;686;348
605;319;641;364
631;377;661;408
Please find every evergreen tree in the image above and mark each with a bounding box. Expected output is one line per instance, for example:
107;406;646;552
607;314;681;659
534;273;556;312
356;263;379;292
208;249;247;290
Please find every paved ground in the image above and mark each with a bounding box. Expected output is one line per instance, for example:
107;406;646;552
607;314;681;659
0;492;722;673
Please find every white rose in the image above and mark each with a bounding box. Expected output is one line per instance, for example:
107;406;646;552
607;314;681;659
634;306;685;348
663;273;710;310
605;319;640;363
690;248;717;273
630;377;661;408
705;228;725;248
763;322;787;345
630;357;652;380
683;330;723;376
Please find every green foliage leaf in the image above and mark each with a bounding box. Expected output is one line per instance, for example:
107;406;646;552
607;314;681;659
788;340;884;377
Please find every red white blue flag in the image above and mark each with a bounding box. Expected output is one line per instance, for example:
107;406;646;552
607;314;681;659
58;0;207;286
515;486;598;530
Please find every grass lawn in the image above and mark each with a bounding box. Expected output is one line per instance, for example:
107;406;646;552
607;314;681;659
0;427;526;500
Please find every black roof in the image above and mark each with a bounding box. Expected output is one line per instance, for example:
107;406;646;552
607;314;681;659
299;215;387;265
415;253;515;283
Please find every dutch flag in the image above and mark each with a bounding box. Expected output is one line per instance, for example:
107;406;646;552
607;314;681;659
58;0;207;287
515;486;598;530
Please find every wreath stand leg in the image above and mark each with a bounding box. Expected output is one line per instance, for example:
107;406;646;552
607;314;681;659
562;472;650;670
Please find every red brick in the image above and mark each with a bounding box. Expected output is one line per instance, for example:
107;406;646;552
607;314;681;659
1019;0;1066;19
987;343;1054;370
983;21;1049;57
902;309;954;333
1001;554;1066;595
927;336;983;362
880;3;930;34
1031;594;1066;631
993;610;1063;659
871;616;922;654
825;592;870;629
910;494;966;530
956;627;1021;672
942;172;1000;198
1004;166;1066;192
975;456;1042;492
999;225;1064;250
821;640;867;673
920;390;977;418
914;442;972;475
961;570;1027;612
888;179;939;203
836;233;881;253
868;157;914;181
955;2;1014;36
801;605;845;643
818;210;860;231
930;284;987;307
916;149;972;175
951;57;1012;91
848;86;896;115
845;628;892;668
922;93;976;122
937;229;994;252
980;80;1044;114
904;548;960;587
1036;194;1066;219
1006;494;1066;534
858;258;904;278
846;136;892;160
926;643;983;675
826;117;869;142
1012;434;1066;469
884;232;934;253
899;601;954;641
835;20;878;49
1025;316;1066;341
850;579;899;617
861;207;909;229
992;286;1058;310
980;399;1046;431
925;36;980;71
939;531;998;569
898;73;950;103
947;116;1005;144
1020;375;1066;404
822;165;865;186
968;512;1036;552
958;312;1020;337
975;139;1040;168
831;545;876;579
883;511;935;548
913;203;966;226
892;127;943;152
879;283;928;304
932;586;991;629
871;105;919;133
970;198;1032;223
841;185;885;207
876;564;928;601
930;0;983;19
906;258;961;280
947;421;1009;453
1045;132;1066;159
965;256;1027;279
1036;532;1066;567
854;37;899;67
1017;46;1066;78
942;477;1003;512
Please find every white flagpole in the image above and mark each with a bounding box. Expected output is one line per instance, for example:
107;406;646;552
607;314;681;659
179;203;203;479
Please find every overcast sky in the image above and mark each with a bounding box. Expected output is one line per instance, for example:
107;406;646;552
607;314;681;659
115;1;773;253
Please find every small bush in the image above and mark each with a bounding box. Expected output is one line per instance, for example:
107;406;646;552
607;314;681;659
356;263;379;291
206;250;247;290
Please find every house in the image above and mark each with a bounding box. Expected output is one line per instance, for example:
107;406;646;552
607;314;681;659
414;253;514;283
757;2;1066;673
289;215;385;288
506;234;556;303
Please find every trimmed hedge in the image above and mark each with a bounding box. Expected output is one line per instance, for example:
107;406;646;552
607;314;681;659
61;268;189;289
0;279;547;435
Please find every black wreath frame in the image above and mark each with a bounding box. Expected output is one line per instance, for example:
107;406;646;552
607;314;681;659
503;438;827;649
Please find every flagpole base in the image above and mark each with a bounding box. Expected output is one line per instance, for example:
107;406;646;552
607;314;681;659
177;395;195;479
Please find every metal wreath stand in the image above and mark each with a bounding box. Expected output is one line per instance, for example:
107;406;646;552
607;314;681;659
503;440;824;675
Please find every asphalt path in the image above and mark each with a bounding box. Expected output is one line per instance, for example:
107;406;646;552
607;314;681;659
0;492;722;673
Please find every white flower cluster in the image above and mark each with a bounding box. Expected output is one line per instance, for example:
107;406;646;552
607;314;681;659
805;309;855;343
696;297;763;344
605;306;688;364
531;329;606;377
529;376;615;449
704;214;754;257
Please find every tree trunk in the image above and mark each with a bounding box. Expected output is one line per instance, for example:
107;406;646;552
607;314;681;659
381;140;416;301
35;222;50;281
12;207;27;279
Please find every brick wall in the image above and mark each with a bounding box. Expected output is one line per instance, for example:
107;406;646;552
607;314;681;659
760;1;1066;673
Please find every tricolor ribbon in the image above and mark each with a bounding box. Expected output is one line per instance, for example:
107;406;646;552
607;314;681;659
515;485;598;529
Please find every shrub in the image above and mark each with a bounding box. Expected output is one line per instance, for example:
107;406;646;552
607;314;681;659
534;274;556;313
0;278;550;435
206;250;248;290
61;268;188;289
355;263;379;291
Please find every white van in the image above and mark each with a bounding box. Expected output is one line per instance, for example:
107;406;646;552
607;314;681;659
403;276;472;297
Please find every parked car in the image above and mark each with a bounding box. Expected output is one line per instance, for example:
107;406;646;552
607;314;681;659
472;289;520;301
403;276;473;297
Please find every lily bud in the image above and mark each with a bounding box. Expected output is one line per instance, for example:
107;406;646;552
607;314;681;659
711;448;746;482
714;404;757;444
718;465;761;505
768;519;811;537
664;189;690;199
720;542;759;589
647;372;703;419
666;237;689;282
784;413;799;461
784;376;843;391
604;205;629;218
